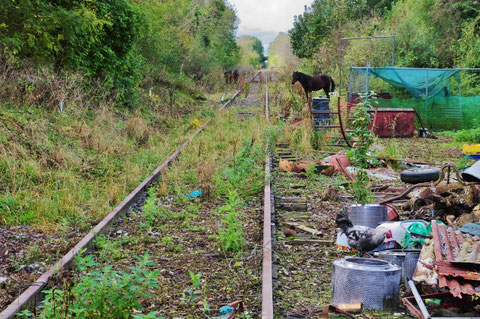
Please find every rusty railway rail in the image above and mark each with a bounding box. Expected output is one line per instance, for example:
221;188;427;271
0;72;260;319
262;71;274;319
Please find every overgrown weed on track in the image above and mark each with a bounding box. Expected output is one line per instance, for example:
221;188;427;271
108;109;265;316
162;110;266;200
27;85;268;318
0;99;218;311
17;253;162;319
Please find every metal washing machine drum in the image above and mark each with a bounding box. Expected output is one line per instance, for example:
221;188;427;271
347;204;388;228
331;257;402;310
377;249;421;286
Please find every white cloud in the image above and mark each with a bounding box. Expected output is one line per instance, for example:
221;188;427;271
228;0;314;53
228;0;314;34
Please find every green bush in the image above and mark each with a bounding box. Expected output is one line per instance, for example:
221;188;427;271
1;0;144;106
36;253;160;318
454;127;480;143
0;0;241;107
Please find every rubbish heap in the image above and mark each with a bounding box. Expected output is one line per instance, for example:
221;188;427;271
414;220;480;298
276;143;480;316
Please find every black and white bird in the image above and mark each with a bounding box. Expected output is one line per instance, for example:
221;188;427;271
336;212;387;255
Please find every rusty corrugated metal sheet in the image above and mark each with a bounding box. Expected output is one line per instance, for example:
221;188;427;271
438;276;480;298
414;221;480;298
431;221;480;264
434;261;480;281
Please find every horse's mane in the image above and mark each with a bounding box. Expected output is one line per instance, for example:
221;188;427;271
295;71;311;81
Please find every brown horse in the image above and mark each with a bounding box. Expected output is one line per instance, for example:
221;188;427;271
291;71;335;100
224;69;239;84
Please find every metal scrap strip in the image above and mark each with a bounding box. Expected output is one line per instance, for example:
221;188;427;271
431;221;443;262
439;223;454;262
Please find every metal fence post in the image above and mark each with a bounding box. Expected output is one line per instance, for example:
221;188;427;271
339;40;343;96
348;63;353;102
392;33;396;66
425;69;429;127
365;62;370;101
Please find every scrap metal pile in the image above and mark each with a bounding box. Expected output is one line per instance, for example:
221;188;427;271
276;142;480;317
414;220;480;298
334;161;480;317
403;182;480;226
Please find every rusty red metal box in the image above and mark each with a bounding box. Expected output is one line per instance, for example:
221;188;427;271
369;108;415;138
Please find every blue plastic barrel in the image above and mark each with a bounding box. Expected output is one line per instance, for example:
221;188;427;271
312;97;330;125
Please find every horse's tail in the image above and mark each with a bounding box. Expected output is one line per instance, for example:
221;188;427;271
330;77;335;93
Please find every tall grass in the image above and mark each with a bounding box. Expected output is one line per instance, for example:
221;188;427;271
161;110;266;200
0;66;215;229
158;107;267;253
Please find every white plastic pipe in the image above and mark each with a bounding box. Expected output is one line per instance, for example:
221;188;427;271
408;279;431;319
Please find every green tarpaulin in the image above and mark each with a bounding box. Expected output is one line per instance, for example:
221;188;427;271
356;67;460;99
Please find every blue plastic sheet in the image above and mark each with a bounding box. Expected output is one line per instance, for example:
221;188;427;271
186;190;202;198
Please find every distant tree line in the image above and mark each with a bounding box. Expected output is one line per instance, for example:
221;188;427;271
268;33;301;68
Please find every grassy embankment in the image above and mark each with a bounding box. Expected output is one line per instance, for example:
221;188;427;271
0;82;227;231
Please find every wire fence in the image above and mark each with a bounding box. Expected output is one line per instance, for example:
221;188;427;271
349;66;480;130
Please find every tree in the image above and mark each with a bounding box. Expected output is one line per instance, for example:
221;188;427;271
237;36;265;68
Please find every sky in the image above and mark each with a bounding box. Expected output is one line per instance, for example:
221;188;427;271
227;0;314;54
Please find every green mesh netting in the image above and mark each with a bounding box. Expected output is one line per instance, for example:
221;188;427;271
375;96;480;130
357;67;460;98
352;67;480;130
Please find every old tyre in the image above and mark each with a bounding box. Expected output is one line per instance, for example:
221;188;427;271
400;167;441;184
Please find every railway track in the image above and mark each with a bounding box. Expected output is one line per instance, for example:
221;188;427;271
1;72;264;318
261;74;351;318
267;144;346;318
3;70;350;319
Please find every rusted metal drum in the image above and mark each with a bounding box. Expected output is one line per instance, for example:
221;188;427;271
369;108;415;137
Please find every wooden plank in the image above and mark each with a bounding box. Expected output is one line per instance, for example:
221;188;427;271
277;204;307;212
277;196;307;202
337;303;363;313
288;239;333;245
283;221;323;237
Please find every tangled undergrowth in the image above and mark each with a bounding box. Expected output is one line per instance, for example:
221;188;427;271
0;102;213;229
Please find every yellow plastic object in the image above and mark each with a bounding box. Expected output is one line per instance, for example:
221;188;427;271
463;144;480;155
462;144;480;159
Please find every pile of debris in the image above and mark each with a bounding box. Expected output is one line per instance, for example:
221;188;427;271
401;220;480;318
414;220;480;297
403;182;480;226
329;161;480;317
